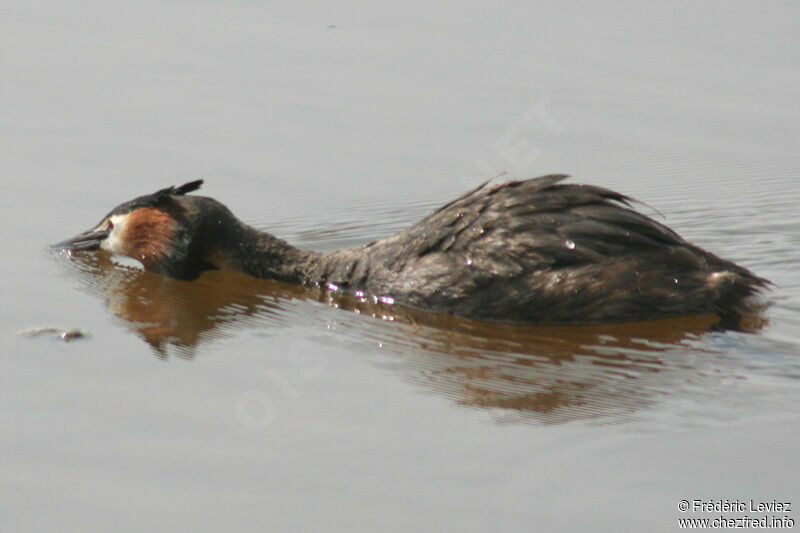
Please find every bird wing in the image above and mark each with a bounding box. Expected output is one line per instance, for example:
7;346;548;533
373;174;684;275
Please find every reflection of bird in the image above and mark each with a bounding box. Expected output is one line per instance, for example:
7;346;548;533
59;249;724;424
55;175;768;325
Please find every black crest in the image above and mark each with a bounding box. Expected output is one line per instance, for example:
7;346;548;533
107;180;204;217
153;179;204;199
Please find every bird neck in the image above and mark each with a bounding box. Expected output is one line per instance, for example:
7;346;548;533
207;220;319;283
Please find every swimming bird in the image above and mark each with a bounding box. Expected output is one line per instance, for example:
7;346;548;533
54;175;769;326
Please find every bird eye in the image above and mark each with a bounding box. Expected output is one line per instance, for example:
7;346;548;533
107;220;114;231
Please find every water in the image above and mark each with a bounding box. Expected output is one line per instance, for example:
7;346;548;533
2;2;800;531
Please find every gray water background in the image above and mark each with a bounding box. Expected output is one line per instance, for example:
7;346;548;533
2;2;800;531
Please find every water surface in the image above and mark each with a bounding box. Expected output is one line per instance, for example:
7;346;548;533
2;2;800;531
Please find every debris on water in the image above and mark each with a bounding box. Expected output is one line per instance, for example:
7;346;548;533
18;327;90;342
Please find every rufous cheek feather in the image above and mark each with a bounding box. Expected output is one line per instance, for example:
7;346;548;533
122;208;177;270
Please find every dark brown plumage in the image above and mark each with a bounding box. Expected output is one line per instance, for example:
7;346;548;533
55;175;769;326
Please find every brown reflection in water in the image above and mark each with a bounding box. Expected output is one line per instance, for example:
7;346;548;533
60;252;315;357
58;251;764;424
374;312;725;424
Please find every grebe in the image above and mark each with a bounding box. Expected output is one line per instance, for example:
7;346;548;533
54;175;769;325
